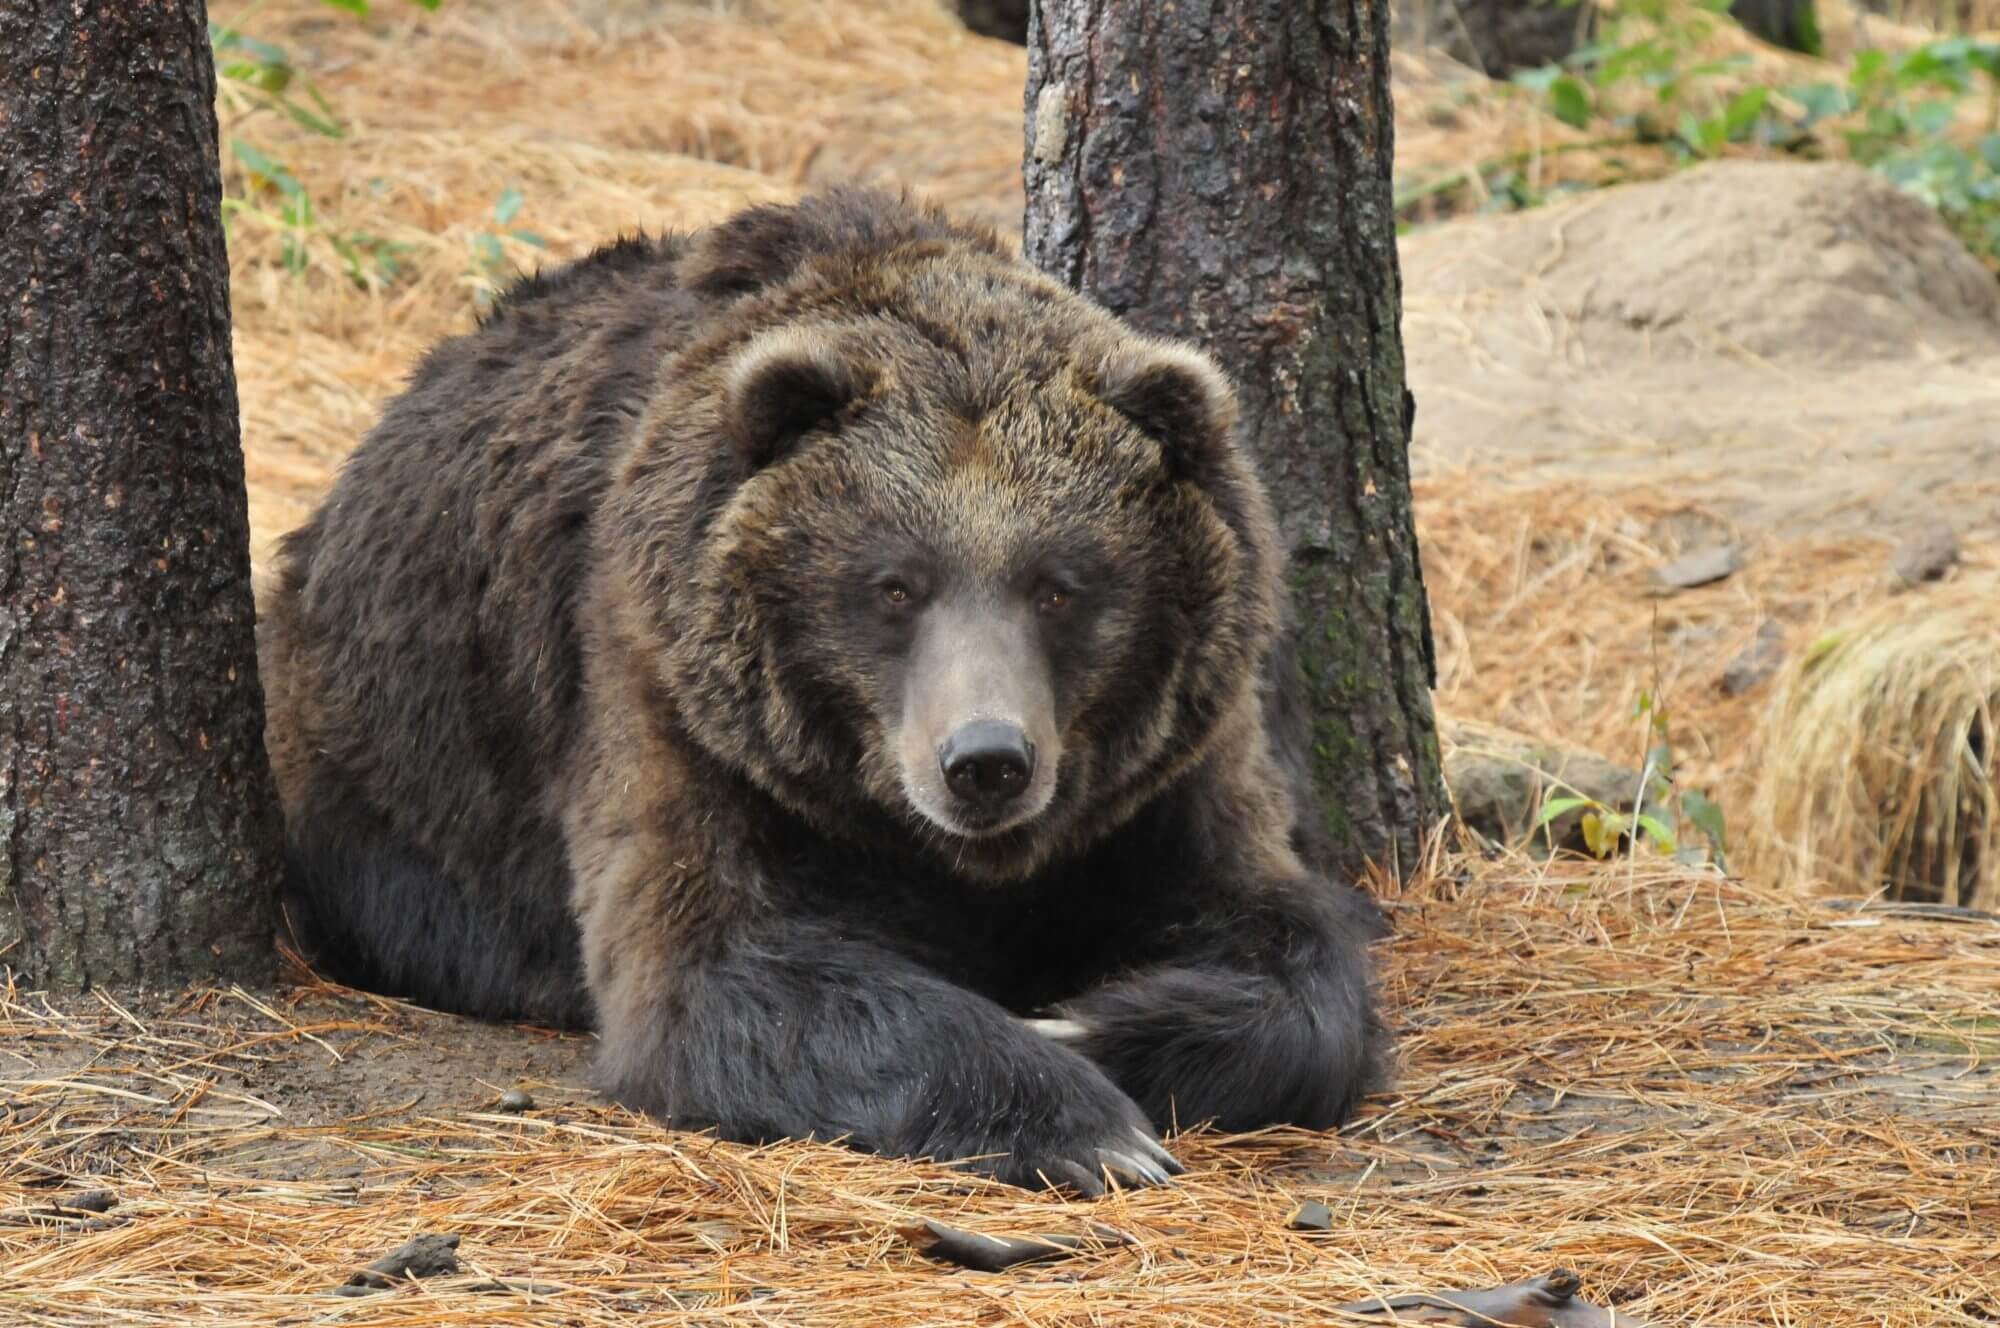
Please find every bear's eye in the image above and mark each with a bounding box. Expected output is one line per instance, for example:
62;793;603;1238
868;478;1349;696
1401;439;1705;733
880;579;915;608
1035;585;1074;617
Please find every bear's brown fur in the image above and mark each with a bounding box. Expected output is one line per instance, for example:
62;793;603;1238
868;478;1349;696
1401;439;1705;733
261;188;1387;1192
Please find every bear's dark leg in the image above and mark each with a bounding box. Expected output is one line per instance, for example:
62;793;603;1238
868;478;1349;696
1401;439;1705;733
593;913;1182;1194
282;773;593;1029
1046;883;1387;1133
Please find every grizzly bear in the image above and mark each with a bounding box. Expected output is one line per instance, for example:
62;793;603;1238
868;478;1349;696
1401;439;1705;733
259;188;1388;1193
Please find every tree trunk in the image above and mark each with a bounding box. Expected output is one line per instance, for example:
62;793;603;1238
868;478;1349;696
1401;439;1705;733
1729;0;1821;55
1023;0;1445;879
1424;0;1593;77
1;0;283;988
955;0;1030;43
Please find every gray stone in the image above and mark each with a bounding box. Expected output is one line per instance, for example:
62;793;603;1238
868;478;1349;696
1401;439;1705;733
1442;719;1654;856
1720;619;1786;697
1889;526;1958;589
1652;544;1743;592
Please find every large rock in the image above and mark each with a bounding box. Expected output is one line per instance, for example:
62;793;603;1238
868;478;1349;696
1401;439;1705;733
1443;718;1655;856
1408;161;2000;367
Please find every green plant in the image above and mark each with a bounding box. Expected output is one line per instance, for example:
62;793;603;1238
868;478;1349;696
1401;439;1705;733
1534;690;1730;869
1486;0;2000;265
222;141;410;289
1801;39;2000;261
224;141;316;274
1401;1;2000;267
212;22;346;138
212;0;440;136
1512;0;1766;158
213;0;444;287
465;186;548;311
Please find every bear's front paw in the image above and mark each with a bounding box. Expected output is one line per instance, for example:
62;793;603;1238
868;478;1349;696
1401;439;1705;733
1040;1128;1176;1200
926;1040;1179;1194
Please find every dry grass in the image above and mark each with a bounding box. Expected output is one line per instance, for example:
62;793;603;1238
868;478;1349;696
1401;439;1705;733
223;0;1020;565
1746;582;2000;908
4;853;1997;1326
1424;473;1831;788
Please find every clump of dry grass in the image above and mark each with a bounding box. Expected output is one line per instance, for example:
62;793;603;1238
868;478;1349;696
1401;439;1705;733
1747;580;2000;908
4;853;1997;1326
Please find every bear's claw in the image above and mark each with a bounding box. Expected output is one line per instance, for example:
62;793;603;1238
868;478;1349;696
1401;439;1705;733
1014;1127;1181;1196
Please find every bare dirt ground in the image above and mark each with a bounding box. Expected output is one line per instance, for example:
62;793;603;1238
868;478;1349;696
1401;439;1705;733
5;977;595;1181
6;1;1999;1323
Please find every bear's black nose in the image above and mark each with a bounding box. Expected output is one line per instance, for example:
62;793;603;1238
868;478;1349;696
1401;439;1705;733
939;720;1035;810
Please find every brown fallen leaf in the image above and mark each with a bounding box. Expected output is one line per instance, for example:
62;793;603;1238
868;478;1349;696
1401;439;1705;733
54;1190;118;1215
331;1232;463;1296
1331;1269;1654;1326
899;1219;1131;1273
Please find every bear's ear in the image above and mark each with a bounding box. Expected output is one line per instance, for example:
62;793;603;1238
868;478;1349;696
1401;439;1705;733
722;329;872;472
1093;339;1239;486
682;188;1005;299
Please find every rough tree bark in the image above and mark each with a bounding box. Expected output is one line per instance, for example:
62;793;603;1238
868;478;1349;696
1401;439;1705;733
1;0;284;987
1024;0;1445;879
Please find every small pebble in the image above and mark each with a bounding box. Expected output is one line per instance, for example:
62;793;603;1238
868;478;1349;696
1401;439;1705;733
495;1088;535;1113
1720;619;1785;697
1286;1199;1334;1231
1651;543;1742;593
1889;526;1958;589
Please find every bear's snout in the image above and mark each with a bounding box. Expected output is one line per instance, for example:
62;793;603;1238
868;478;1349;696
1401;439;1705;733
939;719;1036;812
896;602;1060;839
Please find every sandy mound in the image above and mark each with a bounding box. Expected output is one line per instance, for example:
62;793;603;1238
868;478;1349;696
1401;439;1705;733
1402;159;2000;539
1409;159;2000;366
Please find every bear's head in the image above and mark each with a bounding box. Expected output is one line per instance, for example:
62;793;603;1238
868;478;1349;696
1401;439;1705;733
614;194;1283;881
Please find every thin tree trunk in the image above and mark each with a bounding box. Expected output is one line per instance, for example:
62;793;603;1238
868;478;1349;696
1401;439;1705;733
1730;0;1821;55
1;0;283;987
1426;0;1593;77
1023;0;1445;879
